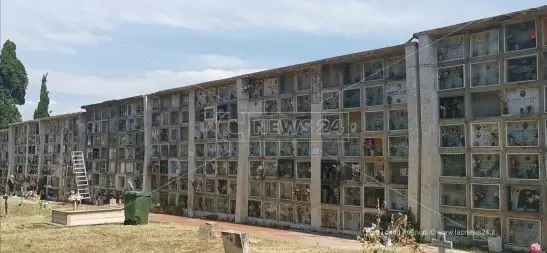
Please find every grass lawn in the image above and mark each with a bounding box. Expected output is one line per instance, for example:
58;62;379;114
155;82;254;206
0;200;492;253
0;201;349;253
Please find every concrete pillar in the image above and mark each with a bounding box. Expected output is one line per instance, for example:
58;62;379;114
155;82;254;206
536;16;547;246
24;124;29;179
187;90;196;217
37;120;45;183
6;127;15;193
77;114;86;153
59;118;65;197
405;42;421;223
77;113;87;194
417;34;441;239
310;66;323;229
235;78;250;223
143;95;152;193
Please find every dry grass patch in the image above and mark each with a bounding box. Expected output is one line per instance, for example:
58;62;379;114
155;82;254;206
0;202;348;253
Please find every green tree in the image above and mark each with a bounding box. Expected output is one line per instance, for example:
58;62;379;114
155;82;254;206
0;91;22;129
0;40;27;128
0;40;28;105
33;73;50;119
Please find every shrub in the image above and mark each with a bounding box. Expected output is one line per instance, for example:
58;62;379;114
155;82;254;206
358;199;424;253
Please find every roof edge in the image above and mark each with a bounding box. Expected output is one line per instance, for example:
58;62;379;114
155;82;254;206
81;95;144;109
150;44;406;96
38;112;83;121
414;5;547;37
8;112;84;127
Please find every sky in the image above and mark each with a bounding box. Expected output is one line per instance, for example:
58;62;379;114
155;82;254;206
0;0;544;120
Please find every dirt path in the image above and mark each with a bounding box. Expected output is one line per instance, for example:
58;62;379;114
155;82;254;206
150;214;471;253
151;213;362;251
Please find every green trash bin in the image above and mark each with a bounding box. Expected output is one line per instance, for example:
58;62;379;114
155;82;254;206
124;191;151;225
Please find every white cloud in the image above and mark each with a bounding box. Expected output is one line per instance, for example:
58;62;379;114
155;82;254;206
17;100;37;120
18;68;263;120
3;0;543;53
49;99;58;114
198;54;247;69
15;96;63;120
27;68;264;99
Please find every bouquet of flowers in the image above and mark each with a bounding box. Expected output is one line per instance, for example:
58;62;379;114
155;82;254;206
530;243;541;253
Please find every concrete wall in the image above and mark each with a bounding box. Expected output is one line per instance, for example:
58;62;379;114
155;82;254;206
405;42;422;223
187;90;196;217
143;95;152;194
417;34;441;239
235;78;250;223
310;66;323;230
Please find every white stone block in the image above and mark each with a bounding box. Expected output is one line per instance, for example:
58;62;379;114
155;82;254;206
221;231;250;253
198;222;221;238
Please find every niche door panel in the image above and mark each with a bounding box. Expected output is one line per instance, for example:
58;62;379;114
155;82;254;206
441;154;466;177
365;112;384;132
472;184;500;210
471;123;500;147
507;186;540;213
388;136;409;158
362;60;384;81
470;61;500;87
363;138;384;157
507;154;539;180
502;87;539;116
387;56;406;80
365;86;384;107
438;65;464;90
505;20;537;52
440;125;465;148
364;161;385;184
296;205;311;225
279;204;294;223
470;28;500;57
437;36;464;62
440;184;466;207
472;216;501;241
321;209;338;229
439;96;465;119
472;154;500;178
343;211;361;231
507;218;541;247
506;121;538;147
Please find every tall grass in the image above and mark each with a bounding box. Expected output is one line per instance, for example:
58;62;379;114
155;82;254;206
0;199;55;218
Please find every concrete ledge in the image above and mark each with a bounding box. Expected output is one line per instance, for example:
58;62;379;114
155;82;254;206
51;207;124;226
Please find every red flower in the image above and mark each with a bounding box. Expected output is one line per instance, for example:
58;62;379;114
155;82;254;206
530;29;536;39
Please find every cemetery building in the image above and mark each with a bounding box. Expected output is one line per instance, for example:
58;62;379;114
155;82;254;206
0;113;85;199
9;120;41;195
81;96;146;203
134;43;421;229
39;113;84;200
0;5;546;251
416;6;547;251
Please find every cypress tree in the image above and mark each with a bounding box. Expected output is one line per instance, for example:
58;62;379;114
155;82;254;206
33;73;50;119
